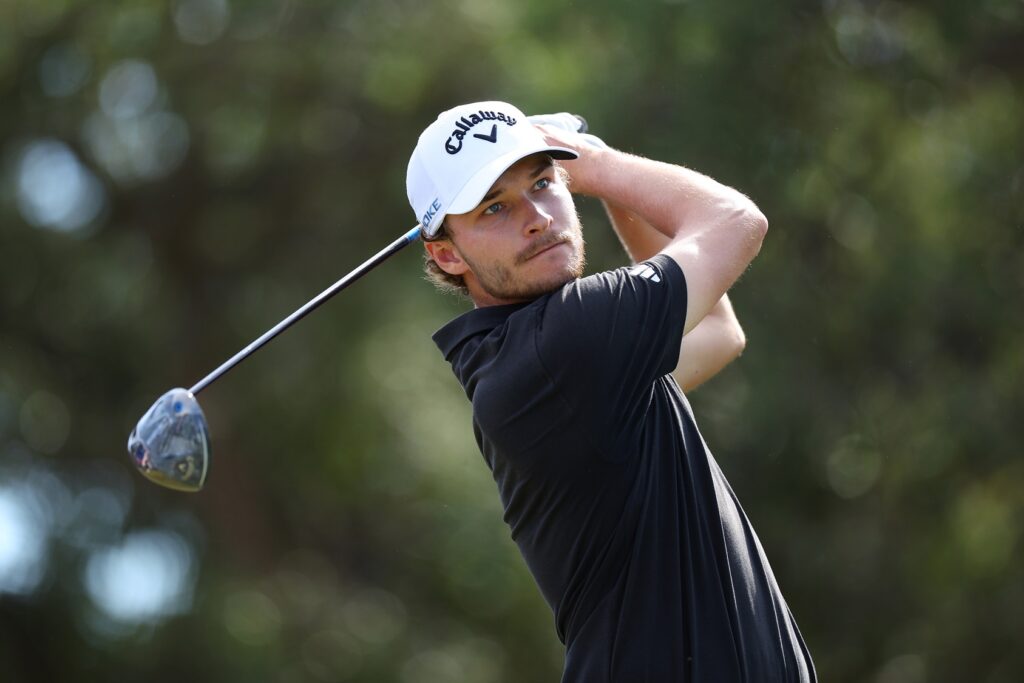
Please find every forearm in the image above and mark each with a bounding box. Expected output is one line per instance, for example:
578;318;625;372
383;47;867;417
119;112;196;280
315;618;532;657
672;295;746;392
567;147;763;243
602;200;669;264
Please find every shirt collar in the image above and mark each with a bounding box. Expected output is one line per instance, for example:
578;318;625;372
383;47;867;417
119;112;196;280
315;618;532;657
432;302;531;360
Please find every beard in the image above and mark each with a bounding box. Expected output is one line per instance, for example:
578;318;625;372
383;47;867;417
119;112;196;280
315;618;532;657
464;217;587;302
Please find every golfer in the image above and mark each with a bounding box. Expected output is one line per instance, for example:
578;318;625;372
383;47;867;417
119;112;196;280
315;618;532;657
407;101;816;682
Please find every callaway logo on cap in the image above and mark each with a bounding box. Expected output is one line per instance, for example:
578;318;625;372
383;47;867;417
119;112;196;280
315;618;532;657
406;101;578;237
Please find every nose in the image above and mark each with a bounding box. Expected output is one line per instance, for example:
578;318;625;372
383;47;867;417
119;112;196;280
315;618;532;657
522;197;553;235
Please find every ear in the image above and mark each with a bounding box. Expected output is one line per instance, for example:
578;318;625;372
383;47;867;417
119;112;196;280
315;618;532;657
424;239;470;276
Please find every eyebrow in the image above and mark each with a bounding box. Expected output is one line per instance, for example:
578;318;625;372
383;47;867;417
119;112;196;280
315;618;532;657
476;159;554;208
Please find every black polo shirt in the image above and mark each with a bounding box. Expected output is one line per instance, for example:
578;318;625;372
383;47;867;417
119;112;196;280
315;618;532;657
433;255;816;682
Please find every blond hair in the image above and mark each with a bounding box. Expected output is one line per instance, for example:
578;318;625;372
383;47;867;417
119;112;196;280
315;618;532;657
422;220;470;297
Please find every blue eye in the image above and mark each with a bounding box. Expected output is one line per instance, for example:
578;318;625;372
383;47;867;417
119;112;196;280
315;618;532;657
482;202;504;216
535;177;551;190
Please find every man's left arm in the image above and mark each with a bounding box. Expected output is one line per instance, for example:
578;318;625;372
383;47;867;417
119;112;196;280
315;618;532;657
603;201;746;392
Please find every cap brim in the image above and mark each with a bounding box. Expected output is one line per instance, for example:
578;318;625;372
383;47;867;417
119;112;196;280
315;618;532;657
446;145;578;217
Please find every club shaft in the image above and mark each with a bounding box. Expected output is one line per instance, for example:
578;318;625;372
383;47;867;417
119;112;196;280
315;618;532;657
189;226;422;396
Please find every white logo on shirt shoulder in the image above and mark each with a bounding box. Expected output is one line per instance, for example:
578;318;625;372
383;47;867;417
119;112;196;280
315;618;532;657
628;263;661;283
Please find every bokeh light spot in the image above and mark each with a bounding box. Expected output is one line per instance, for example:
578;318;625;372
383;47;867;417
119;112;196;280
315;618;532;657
84;529;195;624
15;139;105;232
342;588;407;645
83;110;190;184
203;105;268;178
400;648;464;683
826;434;882;499
301;629;363;680
829;193;878;253
876;653;927;683
99;60;158;120
0;486;50;596
174;0;231;45
953;485;1017;577
19;390;71;455
223;589;283;646
38;44;92;98
66;487;131;549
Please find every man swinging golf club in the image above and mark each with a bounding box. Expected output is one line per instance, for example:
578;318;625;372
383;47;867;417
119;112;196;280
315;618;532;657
407;101;816;682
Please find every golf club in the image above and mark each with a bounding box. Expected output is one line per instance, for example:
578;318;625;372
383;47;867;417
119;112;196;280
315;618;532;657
128;112;592;492
127;225;422;492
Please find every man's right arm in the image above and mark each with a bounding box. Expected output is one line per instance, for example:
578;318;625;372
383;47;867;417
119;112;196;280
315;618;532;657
537;127;768;336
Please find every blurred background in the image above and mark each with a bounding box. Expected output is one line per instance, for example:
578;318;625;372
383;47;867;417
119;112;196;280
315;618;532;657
1;0;1022;680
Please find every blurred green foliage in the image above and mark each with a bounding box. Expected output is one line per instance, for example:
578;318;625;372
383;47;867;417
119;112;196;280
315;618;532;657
1;0;1022;681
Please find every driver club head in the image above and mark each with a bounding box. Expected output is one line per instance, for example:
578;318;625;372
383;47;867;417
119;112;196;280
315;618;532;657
124;228;421;492
128;388;210;492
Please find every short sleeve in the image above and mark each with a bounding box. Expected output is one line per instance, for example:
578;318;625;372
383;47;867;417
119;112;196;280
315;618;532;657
534;254;687;457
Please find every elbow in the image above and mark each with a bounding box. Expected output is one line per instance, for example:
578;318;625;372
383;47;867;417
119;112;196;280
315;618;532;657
752;208;768;238
721;197;767;257
730;322;747;359
746;206;768;244
740;206;768;263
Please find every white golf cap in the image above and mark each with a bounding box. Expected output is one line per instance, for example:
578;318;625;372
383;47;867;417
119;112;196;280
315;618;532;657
406;101;578;238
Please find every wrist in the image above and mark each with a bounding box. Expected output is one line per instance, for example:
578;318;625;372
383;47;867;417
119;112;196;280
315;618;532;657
561;146;616;197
